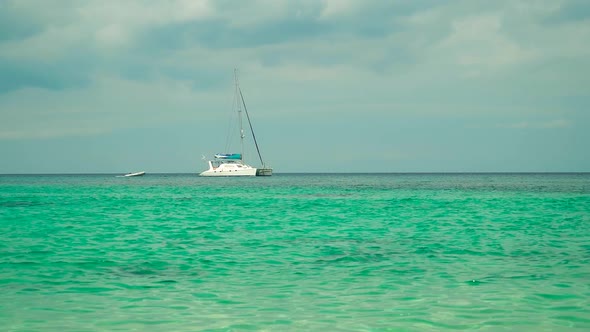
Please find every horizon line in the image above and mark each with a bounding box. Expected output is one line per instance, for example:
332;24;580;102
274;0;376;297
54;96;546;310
1;172;589;176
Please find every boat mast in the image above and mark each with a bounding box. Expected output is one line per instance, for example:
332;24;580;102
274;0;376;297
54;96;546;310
235;68;245;161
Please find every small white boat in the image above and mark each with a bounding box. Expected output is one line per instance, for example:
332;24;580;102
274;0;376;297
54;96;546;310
123;171;145;177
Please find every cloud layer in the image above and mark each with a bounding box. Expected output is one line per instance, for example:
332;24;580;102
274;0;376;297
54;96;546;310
1;0;589;172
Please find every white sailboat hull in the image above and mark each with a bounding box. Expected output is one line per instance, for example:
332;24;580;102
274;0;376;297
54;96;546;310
199;161;257;177
199;168;257;177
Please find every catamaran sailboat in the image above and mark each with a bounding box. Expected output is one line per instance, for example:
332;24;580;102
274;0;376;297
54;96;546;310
199;70;272;177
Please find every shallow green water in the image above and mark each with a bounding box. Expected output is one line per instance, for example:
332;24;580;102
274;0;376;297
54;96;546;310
1;173;589;331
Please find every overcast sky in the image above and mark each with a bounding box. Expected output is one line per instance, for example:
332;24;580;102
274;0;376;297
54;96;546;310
0;0;589;173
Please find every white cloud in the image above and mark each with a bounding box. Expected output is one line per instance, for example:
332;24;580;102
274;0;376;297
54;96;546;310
95;24;129;48
502;119;571;129
319;0;358;19
433;14;534;75
0;24;84;61
0;0;215;59
76;0;214;27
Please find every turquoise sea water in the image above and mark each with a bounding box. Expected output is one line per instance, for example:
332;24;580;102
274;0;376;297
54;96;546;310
1;173;589;331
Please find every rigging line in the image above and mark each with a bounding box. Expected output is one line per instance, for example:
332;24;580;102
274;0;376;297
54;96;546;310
235;68;245;160
224;83;238;153
239;87;264;166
